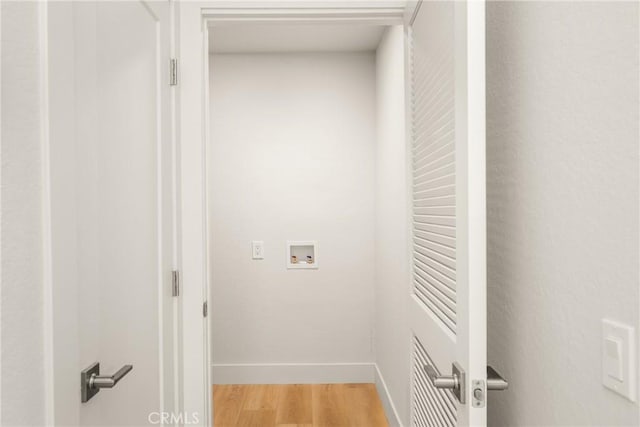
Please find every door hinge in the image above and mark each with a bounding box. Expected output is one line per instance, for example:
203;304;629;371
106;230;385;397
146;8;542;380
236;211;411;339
169;58;178;86
203;301;208;317
171;270;180;297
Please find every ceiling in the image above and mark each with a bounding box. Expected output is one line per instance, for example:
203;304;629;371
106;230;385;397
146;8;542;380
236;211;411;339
208;24;388;53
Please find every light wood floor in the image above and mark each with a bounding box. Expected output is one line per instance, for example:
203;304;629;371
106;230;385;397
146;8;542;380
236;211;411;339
213;384;389;427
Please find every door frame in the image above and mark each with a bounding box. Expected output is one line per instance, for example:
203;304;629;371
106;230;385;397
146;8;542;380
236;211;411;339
177;1;408;424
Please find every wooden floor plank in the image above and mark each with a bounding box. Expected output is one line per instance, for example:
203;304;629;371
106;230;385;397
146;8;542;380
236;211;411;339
275;384;313;425
213;385;248;427
213;384;388;427
242;384;284;411
311;384;349;427
342;384;388;427
235;409;276;427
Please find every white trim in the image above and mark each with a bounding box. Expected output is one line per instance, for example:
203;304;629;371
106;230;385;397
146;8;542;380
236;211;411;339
374;364;404;427
199;1;407;7
0;0;3;417
39;1;55;424
204;8;404;25
178;3;210;425
149;0;166;416
169;0;182;418
211;363;376;384
201;1;406;25
201;23;213;427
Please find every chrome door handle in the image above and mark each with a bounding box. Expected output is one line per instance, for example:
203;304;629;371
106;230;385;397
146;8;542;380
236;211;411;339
487;365;508;390
424;362;466;404
89;364;133;389
425;365;458;389
81;362;133;402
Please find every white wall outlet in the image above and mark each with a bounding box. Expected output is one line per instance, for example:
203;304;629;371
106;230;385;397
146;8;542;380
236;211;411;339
252;241;264;260
602;319;636;402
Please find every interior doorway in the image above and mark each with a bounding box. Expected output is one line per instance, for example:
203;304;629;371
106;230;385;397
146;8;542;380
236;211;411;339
204;16;407;427
181;1;492;425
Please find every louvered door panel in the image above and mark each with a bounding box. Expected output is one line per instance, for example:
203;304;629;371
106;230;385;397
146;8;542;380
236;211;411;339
408;0;487;425
412;336;457;427
411;0;457;335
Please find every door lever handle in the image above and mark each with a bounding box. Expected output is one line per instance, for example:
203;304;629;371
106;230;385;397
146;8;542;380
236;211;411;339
81;362;133;402
89;364;133;389
425;364;459;389
424;362;466;404
487;365;508;390
423;363;507;409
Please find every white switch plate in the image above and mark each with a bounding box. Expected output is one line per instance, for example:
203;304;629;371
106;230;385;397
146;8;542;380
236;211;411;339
602;319;636;402
252;241;264;259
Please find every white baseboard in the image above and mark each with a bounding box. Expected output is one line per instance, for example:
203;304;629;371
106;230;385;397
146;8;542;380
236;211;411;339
211;362;376;384
374;364;404;427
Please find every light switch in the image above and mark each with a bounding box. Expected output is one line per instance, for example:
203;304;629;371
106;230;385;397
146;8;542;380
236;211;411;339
252;241;264;259
602;319;636;402
604;336;623;381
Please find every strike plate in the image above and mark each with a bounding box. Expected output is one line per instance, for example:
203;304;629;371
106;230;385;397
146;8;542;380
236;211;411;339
472;379;485;408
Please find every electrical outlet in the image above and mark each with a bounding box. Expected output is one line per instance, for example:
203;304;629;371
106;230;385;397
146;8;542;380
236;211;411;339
252;241;264;260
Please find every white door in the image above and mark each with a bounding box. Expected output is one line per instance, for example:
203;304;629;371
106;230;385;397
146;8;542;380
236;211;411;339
49;1;177;425
407;1;487;426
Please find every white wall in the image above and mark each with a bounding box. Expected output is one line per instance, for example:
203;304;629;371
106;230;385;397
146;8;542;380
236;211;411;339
0;2;47;425
373;26;410;427
209;52;377;382
486;2;640;426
